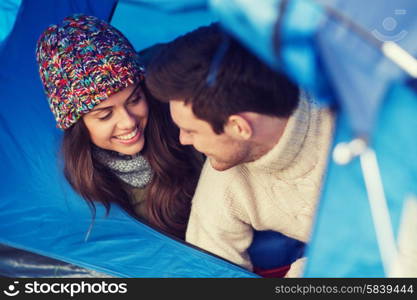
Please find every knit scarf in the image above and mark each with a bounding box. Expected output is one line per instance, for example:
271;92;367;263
93;147;153;189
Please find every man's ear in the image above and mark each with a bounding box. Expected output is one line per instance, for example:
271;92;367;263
225;114;253;140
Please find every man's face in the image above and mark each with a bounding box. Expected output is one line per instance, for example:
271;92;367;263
169;100;252;171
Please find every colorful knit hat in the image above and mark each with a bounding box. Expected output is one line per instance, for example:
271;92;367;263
36;14;144;130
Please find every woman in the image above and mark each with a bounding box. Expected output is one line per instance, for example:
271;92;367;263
35;14;203;240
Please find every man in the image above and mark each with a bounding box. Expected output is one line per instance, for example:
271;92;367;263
146;23;334;277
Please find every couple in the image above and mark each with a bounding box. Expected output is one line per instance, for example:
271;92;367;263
36;15;334;277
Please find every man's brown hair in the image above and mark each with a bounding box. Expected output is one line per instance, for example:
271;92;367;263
146;23;300;134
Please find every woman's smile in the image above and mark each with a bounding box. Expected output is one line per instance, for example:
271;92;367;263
114;127;141;144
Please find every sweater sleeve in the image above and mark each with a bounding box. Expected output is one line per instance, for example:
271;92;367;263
186;162;254;271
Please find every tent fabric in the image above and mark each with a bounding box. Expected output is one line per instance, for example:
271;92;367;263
0;244;113;278
0;0;22;46
306;83;417;277
111;0;217;52
314;0;417;136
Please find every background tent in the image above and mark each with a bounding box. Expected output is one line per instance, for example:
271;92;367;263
1;0;416;277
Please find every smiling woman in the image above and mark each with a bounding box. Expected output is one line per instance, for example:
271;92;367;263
35;14;203;239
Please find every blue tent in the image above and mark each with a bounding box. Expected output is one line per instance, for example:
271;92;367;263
1;0;416;277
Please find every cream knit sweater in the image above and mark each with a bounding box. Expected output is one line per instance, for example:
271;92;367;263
186;98;335;276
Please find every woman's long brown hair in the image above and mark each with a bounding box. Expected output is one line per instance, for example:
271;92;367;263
62;82;203;240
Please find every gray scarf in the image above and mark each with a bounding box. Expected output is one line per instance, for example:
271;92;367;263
93;147;153;188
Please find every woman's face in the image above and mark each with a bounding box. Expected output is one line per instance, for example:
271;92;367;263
83;84;149;156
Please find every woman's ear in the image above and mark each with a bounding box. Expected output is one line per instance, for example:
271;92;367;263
225;114;253;140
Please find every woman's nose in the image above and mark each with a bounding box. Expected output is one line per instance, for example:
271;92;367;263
117;107;137;130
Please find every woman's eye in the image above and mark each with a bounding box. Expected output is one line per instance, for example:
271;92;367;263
128;96;141;105
98;112;112;120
